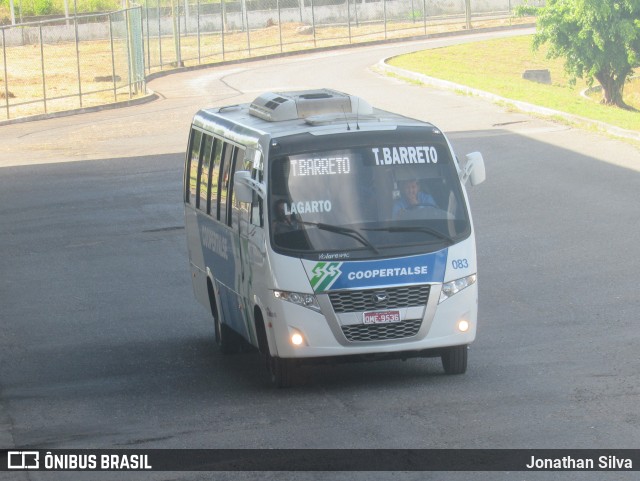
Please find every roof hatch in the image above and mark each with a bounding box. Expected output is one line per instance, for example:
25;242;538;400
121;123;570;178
248;89;373;122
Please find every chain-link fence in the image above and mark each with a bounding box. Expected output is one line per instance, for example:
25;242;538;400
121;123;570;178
0;6;145;121
1;0;541;121
140;0;539;73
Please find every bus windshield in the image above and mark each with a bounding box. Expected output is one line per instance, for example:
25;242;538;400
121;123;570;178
269;129;471;259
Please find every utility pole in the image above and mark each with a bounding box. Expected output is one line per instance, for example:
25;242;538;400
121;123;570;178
465;0;471;30
9;0;15;25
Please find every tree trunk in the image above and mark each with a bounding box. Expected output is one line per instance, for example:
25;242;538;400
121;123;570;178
595;70;630;109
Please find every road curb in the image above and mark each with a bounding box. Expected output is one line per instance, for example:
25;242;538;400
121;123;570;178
376;60;640;143
0;91;159;127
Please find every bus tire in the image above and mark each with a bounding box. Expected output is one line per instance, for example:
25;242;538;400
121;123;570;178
254;312;272;371
216;318;241;354
269;356;294;388
441;345;468;375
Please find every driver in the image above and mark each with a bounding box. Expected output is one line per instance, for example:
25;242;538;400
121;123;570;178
272;199;299;234
392;179;436;218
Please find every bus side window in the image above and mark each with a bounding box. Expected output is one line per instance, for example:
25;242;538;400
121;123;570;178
198;134;214;214
210;137;223;219
250;167;263;228
231;153;251;231
187;129;203;206
218;143;234;224
225;146;243;227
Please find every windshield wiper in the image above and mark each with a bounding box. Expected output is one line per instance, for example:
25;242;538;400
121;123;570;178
300;221;380;254
363;226;455;245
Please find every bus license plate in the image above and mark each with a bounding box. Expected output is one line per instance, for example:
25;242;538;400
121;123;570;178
363;310;401;325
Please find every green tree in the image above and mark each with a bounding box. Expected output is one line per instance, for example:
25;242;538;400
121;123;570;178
521;0;640;109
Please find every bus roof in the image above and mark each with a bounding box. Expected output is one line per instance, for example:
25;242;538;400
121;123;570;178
191;89;436;141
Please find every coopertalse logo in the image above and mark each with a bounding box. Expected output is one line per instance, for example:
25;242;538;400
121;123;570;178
310;262;343;291
7;451;39;469
306;251;448;292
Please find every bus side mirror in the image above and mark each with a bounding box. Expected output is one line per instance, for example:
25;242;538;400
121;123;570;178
234;171;254;203
461;152;486;186
234;170;266;203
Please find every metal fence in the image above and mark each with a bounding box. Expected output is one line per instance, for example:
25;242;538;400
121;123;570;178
0;0;541;122
140;0;540;73
0;7;145;121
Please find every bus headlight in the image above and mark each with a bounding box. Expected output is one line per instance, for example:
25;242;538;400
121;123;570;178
439;274;477;304
273;290;321;312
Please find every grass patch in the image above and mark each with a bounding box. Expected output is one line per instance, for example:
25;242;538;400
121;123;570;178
387;35;640;132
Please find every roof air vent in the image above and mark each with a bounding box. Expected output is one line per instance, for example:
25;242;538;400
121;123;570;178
249;89;373;122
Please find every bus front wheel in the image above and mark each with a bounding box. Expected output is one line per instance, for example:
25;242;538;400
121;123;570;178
269;356;294;388
441;345;468;375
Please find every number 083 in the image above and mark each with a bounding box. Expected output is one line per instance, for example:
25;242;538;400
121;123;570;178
452;259;469;269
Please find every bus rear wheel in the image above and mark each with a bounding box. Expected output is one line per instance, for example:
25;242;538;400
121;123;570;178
215;316;241;354
441;345;468;375
209;284;241;355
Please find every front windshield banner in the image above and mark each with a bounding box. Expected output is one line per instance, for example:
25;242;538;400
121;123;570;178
269;129;471;260
304;250;448;292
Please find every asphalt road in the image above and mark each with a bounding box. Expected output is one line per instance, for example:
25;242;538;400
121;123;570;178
1;29;639;481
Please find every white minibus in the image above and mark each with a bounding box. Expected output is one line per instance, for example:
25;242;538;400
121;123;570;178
184;89;486;387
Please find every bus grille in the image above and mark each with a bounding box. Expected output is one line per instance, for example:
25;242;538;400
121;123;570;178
328;285;430;313
341;319;423;342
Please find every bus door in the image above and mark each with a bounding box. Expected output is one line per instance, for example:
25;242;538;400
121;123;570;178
232;149;265;347
212;142;250;341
